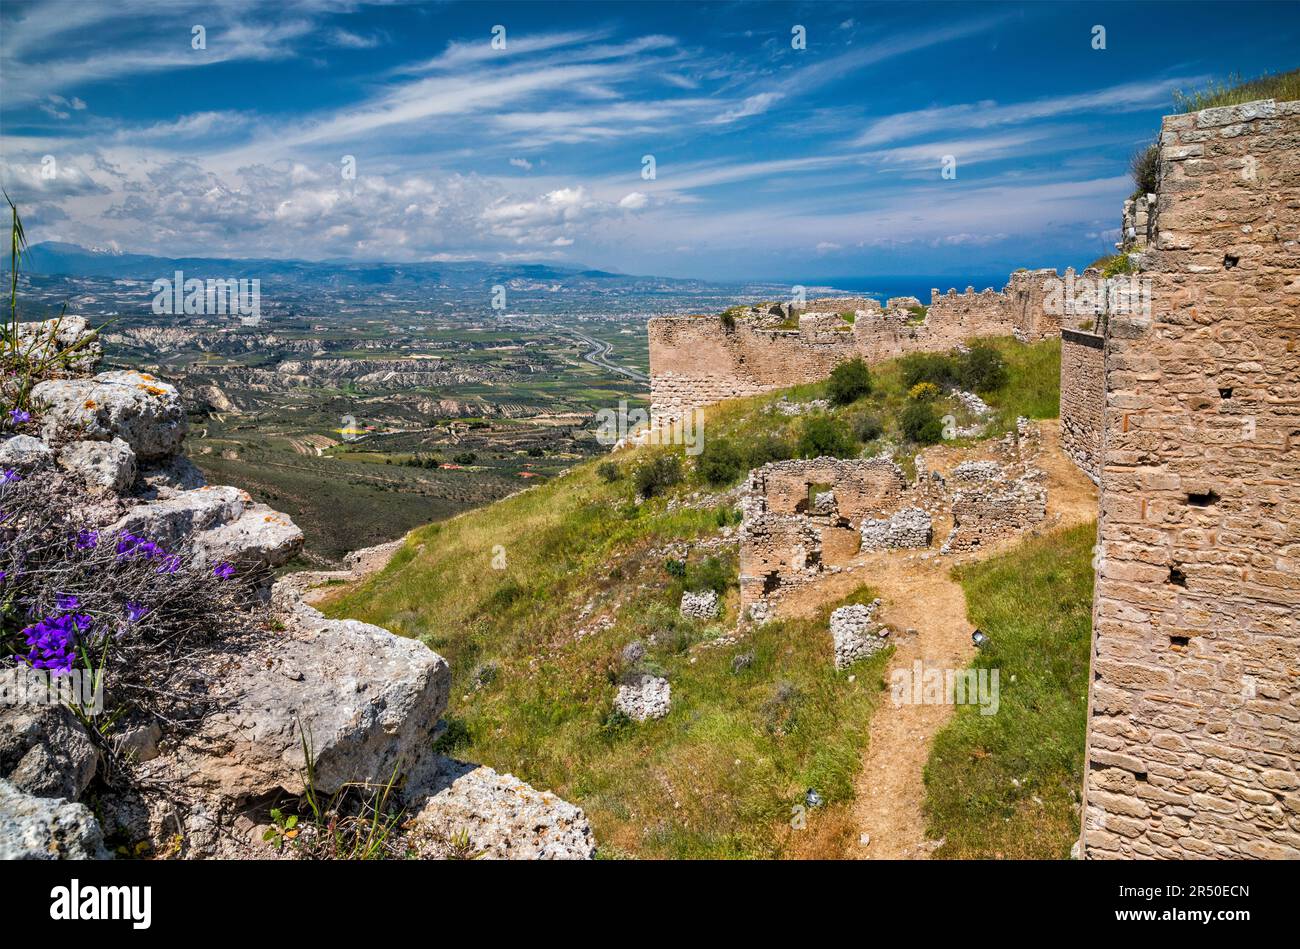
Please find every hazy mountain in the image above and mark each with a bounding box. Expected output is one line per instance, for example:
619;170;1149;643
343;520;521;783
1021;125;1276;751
23;242;730;294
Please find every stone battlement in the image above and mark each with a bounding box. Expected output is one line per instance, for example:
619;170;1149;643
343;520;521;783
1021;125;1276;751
648;268;1075;421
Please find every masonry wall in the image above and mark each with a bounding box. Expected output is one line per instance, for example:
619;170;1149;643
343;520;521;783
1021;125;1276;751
648;269;1071;421
1060;328;1104;483
1082;99;1300;859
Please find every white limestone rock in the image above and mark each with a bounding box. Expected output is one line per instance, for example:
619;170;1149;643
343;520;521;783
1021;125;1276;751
0;434;53;471
142;604;452;803
615;674;671;722
406;757;595;859
31;370;186;460
58;437;137;492
0;668;100;800
0;778;110;860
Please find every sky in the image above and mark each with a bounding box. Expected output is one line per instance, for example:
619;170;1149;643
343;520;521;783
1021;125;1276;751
1;0;1297;282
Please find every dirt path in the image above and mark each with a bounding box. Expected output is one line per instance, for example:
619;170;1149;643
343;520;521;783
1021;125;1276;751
774;420;1098;859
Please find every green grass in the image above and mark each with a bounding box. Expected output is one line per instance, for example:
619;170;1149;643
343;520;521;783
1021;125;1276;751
320;335;1065;857
922;522;1095;859
1174;68;1300;112
323;452;891;857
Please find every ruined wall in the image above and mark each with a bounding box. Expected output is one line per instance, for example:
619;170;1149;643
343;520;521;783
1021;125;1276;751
648;270;1070;421
648;316;858;421
1082;99;1300;860
1060;328;1105;483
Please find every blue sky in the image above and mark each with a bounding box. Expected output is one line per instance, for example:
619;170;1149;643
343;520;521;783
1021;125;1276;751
1;0;1296;281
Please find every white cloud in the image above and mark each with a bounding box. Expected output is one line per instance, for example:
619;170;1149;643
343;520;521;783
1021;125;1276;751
509;157;533;171
618;192;648;210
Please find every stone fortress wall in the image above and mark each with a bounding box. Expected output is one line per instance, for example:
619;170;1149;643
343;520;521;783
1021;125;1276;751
1060;328;1105;482
1081;98;1300;859
648;269;1075;423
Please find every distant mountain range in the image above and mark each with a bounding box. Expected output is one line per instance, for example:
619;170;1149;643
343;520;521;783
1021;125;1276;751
22;241;733;293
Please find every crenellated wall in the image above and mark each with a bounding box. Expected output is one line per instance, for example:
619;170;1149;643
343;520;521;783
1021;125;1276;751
648;270;1076;421
1081;98;1300;860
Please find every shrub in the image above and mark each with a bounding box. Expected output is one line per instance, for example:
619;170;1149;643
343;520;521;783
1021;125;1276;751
695;437;747;486
908;381;940;402
527;446;544;457
596;461;621;483
451;451;477;465
900;351;956;390
827;357;872;405
851;412;883;443
684;555;734;596
1129;141;1159;196
797;415;857;459
635;452;684;498
0;471;264;741
900;402;945;444
956;344;1009;393
745;431;797;468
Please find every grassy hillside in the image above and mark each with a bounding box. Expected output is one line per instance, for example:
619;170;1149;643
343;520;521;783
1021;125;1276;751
321;334;1062;857
922;522;1095;859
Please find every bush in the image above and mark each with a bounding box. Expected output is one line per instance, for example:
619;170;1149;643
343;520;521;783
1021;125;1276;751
956;344;1009;393
684;555;734;596
695;437;747;486
596;461;621;483
797;415;857;459
452;451;477;465
908;381;940;402
900;351;956;390
900;402;945;444
827;357;872;406
0;472;264;741
745;431;797;468
635;453;684;498
1129;141;1159;196
851;412;883;443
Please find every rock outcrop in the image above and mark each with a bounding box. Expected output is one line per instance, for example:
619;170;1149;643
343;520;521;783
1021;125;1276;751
1;318;595;861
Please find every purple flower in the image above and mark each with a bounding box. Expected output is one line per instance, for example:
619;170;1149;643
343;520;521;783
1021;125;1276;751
213;562;236;580
156;554;181;575
7;408;30;425
116;532;163;561
0;570;7;583
1;469;19;484
19;613;91;676
75;529;98;551
123;601;150;623
55;592;80;610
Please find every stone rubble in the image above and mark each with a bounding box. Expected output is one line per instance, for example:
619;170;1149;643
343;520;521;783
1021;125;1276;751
829;600;889;670
615;674;672;721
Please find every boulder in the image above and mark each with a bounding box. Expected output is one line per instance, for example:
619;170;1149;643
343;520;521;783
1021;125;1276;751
0;668;99;800
146;606;451;803
679;589;719;620
58;437;137;492
615;674;671;722
31;369;186;460
0;434;53;471
406;757;595;859
0;778;110;859
193;503;304;571
109;485;248;550
829;600;889;670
